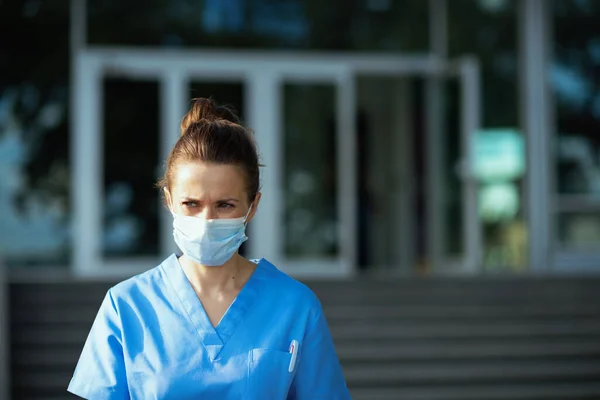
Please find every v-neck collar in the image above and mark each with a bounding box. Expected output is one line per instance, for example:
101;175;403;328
162;254;264;361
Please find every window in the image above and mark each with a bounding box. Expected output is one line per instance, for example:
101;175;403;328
87;0;428;51
448;0;524;271
552;0;600;250
0;1;71;267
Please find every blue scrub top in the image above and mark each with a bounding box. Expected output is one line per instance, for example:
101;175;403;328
68;255;351;399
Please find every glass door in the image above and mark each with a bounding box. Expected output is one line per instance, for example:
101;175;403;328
73;49;479;278
352;58;482;275
244;67;356;278
431;57;482;274
249;57;482;277
74;50;355;278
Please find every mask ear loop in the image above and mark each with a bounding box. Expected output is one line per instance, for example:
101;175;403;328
243;203;254;224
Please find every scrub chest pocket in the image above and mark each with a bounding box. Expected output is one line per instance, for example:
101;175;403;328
247;348;296;399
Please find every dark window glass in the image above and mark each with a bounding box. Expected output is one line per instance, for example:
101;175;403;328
0;1;71;267
283;83;338;257
87;0;428;52
552;0;600;251
102;78;160;258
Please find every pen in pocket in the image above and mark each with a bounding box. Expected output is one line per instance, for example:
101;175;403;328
288;340;299;373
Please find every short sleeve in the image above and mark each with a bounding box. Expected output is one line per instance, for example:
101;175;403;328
287;303;351;400
68;289;129;399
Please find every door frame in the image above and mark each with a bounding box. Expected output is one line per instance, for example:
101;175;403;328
72;48;481;278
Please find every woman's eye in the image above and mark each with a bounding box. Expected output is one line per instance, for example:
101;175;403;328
183;201;198;208
218;203;234;209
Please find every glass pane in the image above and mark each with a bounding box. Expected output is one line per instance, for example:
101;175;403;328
187;81;247;255
355;76;402;269
448;0;524;271
448;0;518;127
188;82;244;121
411;79;427;271
442;80;464;257
0;0;71;267
354;76;422;271
552;0;600;196
87;0;428;52
102;78;160;258
558;212;600;250
283;83;337;258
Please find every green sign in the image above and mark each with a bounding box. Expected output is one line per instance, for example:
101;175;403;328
473;128;525;182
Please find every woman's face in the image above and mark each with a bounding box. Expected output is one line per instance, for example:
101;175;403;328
165;161;259;221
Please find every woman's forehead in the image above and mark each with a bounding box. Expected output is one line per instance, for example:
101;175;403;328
172;162;246;198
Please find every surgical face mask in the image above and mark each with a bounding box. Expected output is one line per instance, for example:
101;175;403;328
172;205;252;267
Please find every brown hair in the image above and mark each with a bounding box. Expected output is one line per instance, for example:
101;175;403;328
158;98;260;203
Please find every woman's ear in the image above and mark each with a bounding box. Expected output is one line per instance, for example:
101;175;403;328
246;192;261;223
164;187;174;213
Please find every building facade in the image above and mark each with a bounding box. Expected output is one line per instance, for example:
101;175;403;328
1;0;600;278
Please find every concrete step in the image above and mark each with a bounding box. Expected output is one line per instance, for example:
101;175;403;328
11;278;600;304
12;304;600;326
12;328;89;346
10;278;600;400
14;362;600;393
309;280;600;297
349;382;600;400
343;360;600;386
12;320;600;346
13;384;600;400
13;341;600;369
324;304;600;320
16;290;599;307
330;321;600;340
336;341;600;361
11;372;72;393
12;349;81;369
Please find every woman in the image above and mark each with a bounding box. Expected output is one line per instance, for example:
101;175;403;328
67;98;351;399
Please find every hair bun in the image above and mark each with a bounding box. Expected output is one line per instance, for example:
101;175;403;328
180;97;240;135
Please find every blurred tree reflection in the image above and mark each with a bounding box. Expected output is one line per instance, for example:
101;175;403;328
552;0;600;249
553;0;600;195
0;0;70;214
86;0;428;51
0;0;70;265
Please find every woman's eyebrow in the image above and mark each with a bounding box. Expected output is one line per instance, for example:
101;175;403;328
180;197;239;203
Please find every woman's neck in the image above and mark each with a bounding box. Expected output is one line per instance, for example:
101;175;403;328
179;253;250;294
